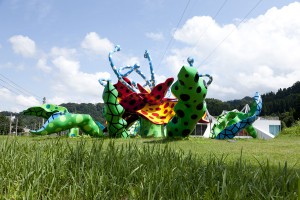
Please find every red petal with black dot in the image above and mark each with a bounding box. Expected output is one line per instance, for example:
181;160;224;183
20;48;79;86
119;93;146;112
113;77;134;98
137;83;149;93
148;77;174;105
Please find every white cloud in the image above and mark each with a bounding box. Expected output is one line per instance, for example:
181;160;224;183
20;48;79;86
48;50;111;104
50;47;77;59
165;2;300;100
145;32;164;41
0;88;11;101
0;88;40;112
9;35;36;57
37;58;52;73
81;32;114;55
16;95;40;108
123;56;140;67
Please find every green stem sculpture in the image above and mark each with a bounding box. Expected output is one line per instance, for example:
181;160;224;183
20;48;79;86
166;66;207;137
23;104;104;137
102;81;129;138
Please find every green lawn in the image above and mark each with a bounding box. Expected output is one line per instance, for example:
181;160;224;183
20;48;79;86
0;135;299;199
111;136;300;168
23;134;300;168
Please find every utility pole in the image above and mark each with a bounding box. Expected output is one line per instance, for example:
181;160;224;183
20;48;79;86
9;113;12;135
15;118;18;136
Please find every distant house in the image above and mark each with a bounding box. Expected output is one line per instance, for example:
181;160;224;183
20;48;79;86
23;127;30;133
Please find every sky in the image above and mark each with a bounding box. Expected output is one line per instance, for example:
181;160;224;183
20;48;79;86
0;0;299;112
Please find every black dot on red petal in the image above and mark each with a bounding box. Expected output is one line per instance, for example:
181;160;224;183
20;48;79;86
129;99;136;105
155;95;161;100
157;85;163;91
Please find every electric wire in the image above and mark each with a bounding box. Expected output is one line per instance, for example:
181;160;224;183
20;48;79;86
191;0;229;53
157;0;191;72
0;78;32;97
0;73;43;100
199;0;264;66
0;83;19;95
156;0;228;73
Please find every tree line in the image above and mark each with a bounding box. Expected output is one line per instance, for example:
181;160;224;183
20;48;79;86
206;81;300;127
0;82;299;134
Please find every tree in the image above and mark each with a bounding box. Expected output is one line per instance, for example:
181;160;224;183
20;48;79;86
0;114;10;134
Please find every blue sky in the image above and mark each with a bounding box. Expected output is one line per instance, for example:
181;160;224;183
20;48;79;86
0;0;299;112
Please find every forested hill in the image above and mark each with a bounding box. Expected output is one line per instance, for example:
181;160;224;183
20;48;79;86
206;81;300;127
0;82;299;133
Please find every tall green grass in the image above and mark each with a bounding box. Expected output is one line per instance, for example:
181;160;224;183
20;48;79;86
280;120;300;137
0;138;299;199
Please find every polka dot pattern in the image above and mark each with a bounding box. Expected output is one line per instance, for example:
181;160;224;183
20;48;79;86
166;66;207;137
137;100;177;124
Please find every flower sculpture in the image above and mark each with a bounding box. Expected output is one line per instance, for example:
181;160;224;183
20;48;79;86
23;45;262;139
99;46;179;137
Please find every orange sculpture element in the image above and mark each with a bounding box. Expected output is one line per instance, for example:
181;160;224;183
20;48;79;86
137;100;177;124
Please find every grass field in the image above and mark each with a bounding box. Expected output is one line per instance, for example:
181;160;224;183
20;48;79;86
0;134;299;199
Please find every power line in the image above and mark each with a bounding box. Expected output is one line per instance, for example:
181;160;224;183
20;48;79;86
191;0;229;52
157;0;191;72
0;83;20;96
0;78;31;97
199;0;264;66
156;0;229;73
0;73;43;100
